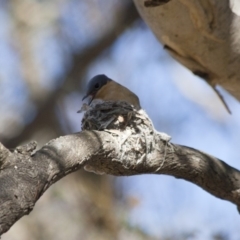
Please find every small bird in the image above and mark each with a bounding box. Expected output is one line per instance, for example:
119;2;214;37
82;74;141;110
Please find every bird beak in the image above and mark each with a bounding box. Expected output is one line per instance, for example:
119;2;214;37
82;94;94;105
82;94;88;101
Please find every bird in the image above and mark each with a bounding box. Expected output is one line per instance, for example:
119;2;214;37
82;74;141;110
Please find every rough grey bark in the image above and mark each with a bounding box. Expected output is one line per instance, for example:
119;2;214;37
0;102;240;236
133;0;240;101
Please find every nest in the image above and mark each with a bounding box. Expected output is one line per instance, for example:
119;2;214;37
81;101;153;132
81;101;157;169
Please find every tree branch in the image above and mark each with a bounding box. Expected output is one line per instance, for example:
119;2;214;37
1;102;240;235
134;0;240;101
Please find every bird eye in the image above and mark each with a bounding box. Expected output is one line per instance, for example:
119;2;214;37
94;83;100;89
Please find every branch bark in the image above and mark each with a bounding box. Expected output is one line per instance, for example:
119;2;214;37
0;102;240;235
134;0;240;101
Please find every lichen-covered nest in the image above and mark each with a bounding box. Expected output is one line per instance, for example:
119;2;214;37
80;100;170;173
81;101;159;168
81;101;153;133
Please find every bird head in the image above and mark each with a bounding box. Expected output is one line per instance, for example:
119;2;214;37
82;74;111;104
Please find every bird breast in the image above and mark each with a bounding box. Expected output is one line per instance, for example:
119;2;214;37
94;81;141;110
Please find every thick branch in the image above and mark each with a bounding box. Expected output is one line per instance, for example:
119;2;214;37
0;131;115;235
134;0;240;100
0;102;240;235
